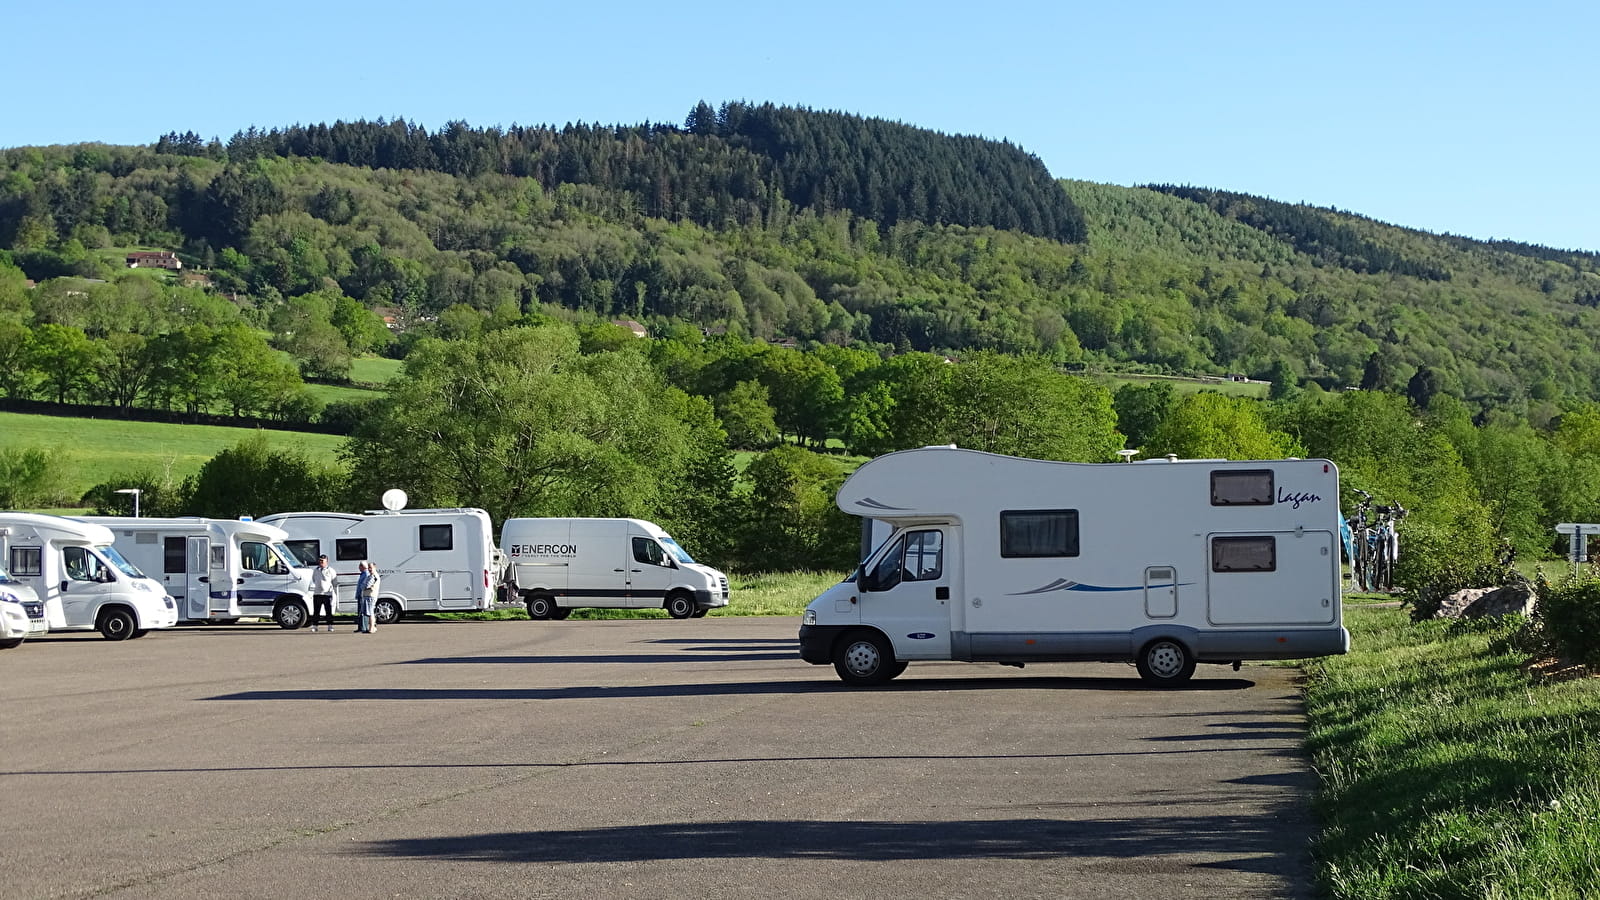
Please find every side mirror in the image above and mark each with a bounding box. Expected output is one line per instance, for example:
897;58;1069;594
857;566;877;593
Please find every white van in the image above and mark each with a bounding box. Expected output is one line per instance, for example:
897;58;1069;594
80;517;315;628
259;508;498;624
799;447;1348;687
502;518;730;620
0;513;179;640
1;561;47;648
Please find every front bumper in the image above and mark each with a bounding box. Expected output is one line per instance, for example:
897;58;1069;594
799;624;852;664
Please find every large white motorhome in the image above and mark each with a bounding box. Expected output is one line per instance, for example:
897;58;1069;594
0;560;47;648
0;513;178;640
79;517;315;628
799;447;1348;687
258;508;498;623
501;517;730;619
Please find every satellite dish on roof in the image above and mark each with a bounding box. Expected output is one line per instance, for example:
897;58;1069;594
381;489;408;511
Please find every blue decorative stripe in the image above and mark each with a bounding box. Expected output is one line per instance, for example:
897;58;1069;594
1008;579;1196;596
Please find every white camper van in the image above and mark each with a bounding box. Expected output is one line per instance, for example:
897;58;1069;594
259;508;498;623
0;513;178;640
799;448;1348;687
502;518;730;620
0;560;47;648
80;517;315;628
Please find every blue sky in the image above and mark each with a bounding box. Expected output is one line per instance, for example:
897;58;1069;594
7;0;1597;251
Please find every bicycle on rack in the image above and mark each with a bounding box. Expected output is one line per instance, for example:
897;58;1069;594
1346;490;1407;592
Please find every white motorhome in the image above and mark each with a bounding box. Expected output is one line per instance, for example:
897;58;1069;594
799;448;1348;687
80;517;315;628
502;518;730;620
258;508;497;624
0;513;178;640
0;560;47;648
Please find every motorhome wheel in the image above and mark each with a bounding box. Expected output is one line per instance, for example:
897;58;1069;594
1136;638;1196;687
274;600;308;630
374;598;402;625
98;608;137;641
833;631;905;686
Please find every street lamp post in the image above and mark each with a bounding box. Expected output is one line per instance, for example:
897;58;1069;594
114;488;142;517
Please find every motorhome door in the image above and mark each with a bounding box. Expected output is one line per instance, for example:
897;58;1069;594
859;525;956;660
172;536;209;620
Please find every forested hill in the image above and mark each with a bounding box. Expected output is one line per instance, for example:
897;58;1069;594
4;101;1600;417
159;101;1085;244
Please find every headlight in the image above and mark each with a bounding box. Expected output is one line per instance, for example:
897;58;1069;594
804;608;817;625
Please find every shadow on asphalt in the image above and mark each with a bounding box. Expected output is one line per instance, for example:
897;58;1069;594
203;675;1258;702
394;652;799;664
356;817;1306;871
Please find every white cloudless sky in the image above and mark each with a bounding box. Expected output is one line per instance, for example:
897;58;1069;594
6;0;1597;251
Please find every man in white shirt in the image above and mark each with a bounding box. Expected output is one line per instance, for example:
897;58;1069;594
309;555;337;632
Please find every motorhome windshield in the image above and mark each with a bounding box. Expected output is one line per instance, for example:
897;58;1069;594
660;537;696;565
99;546;146;579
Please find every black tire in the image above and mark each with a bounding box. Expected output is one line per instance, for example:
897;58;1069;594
833;630;902;686
690;608;709;618
0;637;23;649
130;629;149;639
274;600;309;630
374;598;402;625
550;607;572;620
1136;638;1196;687
99;607;138;641
525;593;556;620
665;592;695;620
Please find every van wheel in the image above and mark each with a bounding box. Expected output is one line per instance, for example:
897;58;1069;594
0;638;22;649
665;592;696;620
274;601;308;630
525;594;555;620
550;607;572;620
1136;638;1196;687
690;608;709;618
130;629;149;639
374;598;402;625
99;608;137;641
833;630;902;686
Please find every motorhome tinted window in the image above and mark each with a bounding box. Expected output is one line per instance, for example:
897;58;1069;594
1211;470;1274;505
1212;536;1277;572
9;547;42;577
284;540;320;566
419;524;453;551
164;537;185;573
64;546;108;581
335;538;368;561
1000;510;1080;557
870;538;905;588
241;541;273;571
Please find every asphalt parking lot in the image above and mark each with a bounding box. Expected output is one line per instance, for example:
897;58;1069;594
4;617;1317;899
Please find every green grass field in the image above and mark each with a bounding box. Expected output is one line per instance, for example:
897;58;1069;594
1097;372;1270;399
349;356;402;385
0;412;347;504
1304;605;1600;898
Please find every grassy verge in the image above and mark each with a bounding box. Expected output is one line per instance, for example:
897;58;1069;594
424;570;844;622
1304;605;1600;898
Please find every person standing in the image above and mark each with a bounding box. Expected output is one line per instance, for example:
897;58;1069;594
354;562;377;633
362;562;381;633
310;555;337;632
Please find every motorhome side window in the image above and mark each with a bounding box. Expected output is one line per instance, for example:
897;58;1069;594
9;547;42;577
1000;510;1079;557
163;537;185;574
241;541;273;572
632;537;669;567
335;539;368;561
284;540;320;566
1211;470;1274;506
63;546;107;581
869;530;943;588
1212;536;1277;572
419;525;452;551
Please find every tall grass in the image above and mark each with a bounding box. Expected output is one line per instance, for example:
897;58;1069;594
1304;606;1600;898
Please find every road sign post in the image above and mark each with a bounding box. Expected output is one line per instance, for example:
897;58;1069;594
1555;524;1600;565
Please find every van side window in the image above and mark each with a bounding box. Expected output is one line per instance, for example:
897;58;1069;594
419;525;453;551
1212;469;1274;505
284;540;320;566
1001;510;1079;557
1212;536;1277;572
164;537;186;574
64;546;107;582
869;530;943;589
335;538;368;561
9;547;42;577
632;537;669;567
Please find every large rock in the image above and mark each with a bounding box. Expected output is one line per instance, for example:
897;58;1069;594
1434;584;1537;619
